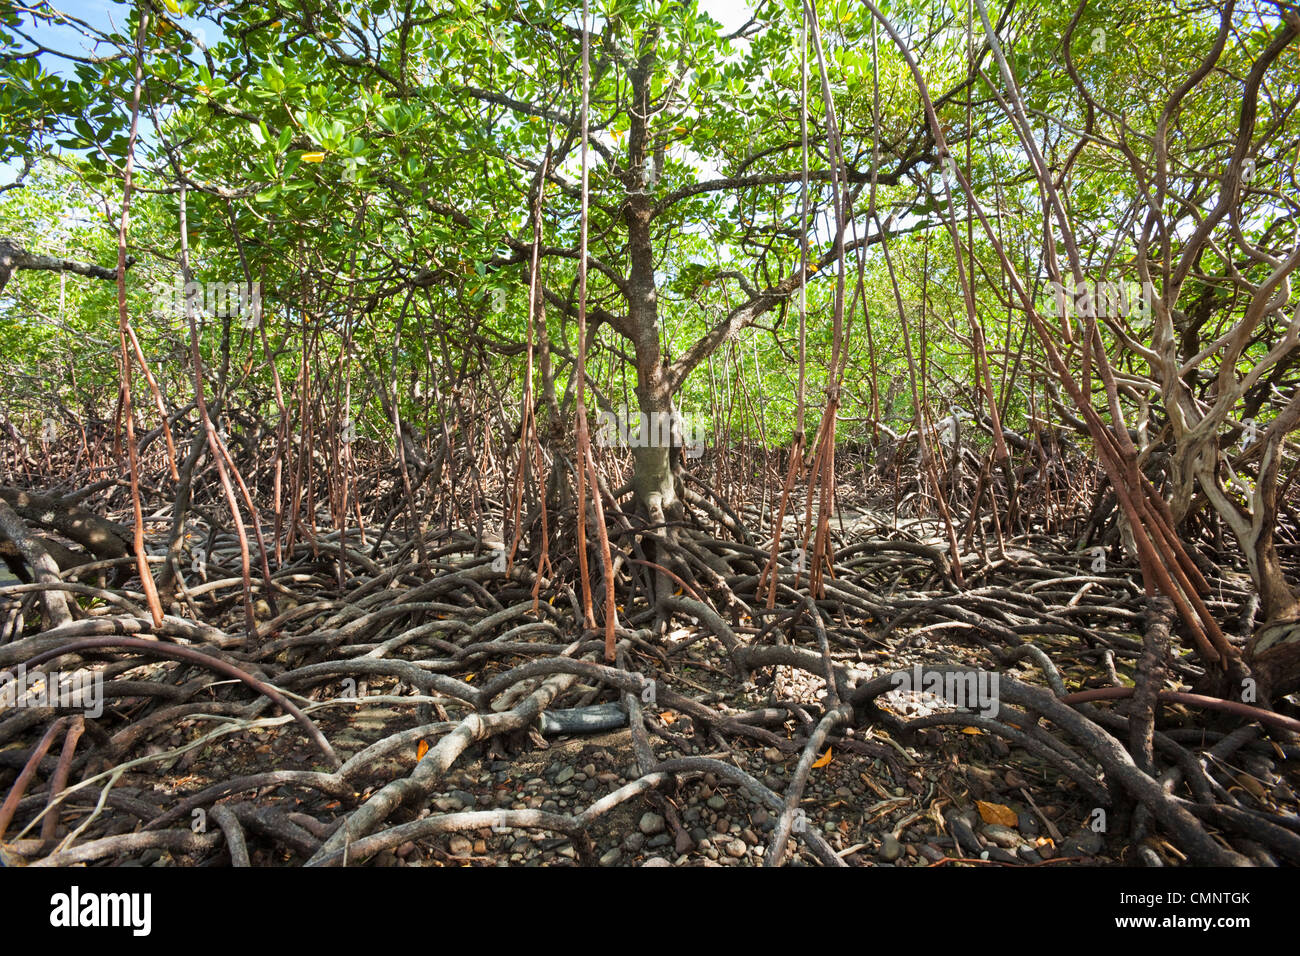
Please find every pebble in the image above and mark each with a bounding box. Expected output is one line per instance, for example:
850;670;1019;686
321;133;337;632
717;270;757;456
878;834;903;861
945;812;983;856
706;795;726;811
1060;827;1104;857
1017;845;1042;864
555;767;575;784
982;824;1021;848
641;857;672;867
639;812;666;836
448;835;473;856
726;839;748;859
623;832;646;852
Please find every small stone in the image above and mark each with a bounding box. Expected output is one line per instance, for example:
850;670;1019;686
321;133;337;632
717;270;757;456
1004;770;1028;789
641;857;672;867
763;748;783;762
945;812;983;856
706;795;726;811
473;840;487;855
623;832;646;852
554;767;575;784
599;847;622;866
726;839;747;859
1060;827;1103;857
878;834;903;862
638;812;666;836
982;824;1021;848
1016;812;1040;839
919;843;945;862
1017;845;1042;864
448;835;473;856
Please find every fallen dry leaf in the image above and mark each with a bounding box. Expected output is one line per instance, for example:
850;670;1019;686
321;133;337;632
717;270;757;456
976;800;1018;827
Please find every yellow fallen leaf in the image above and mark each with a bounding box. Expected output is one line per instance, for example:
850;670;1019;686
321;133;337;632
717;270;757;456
659;711;676;724
960;726;985;735
416;739;430;761
302;152;326;163
976;800;1018;827
811;747;832;769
